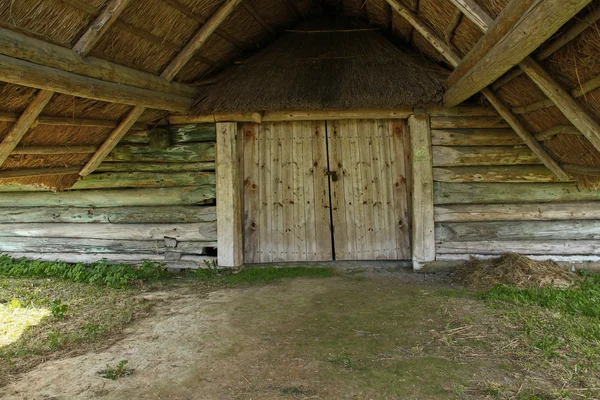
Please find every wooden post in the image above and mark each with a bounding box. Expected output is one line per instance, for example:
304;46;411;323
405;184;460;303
216;122;243;267
409;114;435;268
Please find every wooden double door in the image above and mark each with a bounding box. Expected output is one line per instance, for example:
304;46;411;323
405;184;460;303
240;119;411;263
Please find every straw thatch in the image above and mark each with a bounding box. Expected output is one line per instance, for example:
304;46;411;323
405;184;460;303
193;19;449;114
0;0;597;190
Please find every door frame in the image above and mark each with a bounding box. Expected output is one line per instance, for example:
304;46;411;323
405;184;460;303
216;113;435;269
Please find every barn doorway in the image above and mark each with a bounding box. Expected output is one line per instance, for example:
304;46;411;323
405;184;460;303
240;119;411;263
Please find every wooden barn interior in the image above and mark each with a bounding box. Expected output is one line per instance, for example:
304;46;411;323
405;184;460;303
0;0;599;269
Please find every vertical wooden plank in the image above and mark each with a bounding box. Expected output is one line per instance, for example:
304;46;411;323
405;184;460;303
216;122;243;267
292;121;307;261
401;120;413;259
390;120;411;259
312;120;333;261
357;119;376;260
302;121;317;261
242;123;259;263
370;120;386;259
258;123;272;263
376;120;398;259
348;119;366;259
270;122;283;262
339;120;357;260
281;122;295;260
328;120;349;260
409;114;435;265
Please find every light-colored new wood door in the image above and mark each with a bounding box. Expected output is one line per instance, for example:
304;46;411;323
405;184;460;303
328;120;411;260
241;121;332;263
241;119;410;263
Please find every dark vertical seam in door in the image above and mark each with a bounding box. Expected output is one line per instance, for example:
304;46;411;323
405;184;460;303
324;121;336;260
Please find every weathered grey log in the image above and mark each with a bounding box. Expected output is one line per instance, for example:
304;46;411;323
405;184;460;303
434;202;600;222
0;186;215;207
0;237;216;254
433;146;540;166
169;124;216;143
434;182;600;204
431;129;522;146
436;253;600;264
0;206;216;224
0;222;217;241
436;240;600;255
95;162;215;173
122;131;151;144
433;165;565;182
435;220;600;241
0;252;215;268
105;143;215;162
430;116;509;129
73;171;215;190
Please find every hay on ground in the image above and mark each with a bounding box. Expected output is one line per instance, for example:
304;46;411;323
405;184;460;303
453;253;576;290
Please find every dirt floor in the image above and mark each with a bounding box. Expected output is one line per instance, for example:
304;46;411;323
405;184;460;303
0;269;580;399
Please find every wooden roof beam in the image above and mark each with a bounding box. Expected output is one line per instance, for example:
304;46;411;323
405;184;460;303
0;167;81;179
80;0;242;176
384;0;570;181
0;0;129;168
0;27;199;99
444;0;592;108
448;0;600;153
243;0;277;36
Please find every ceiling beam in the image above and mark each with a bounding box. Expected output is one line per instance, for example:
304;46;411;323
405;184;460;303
0;54;192;112
384;0;569;181
73;0;129;54
80;0;243;177
448;0;600;153
0;0;129;169
0;27;198;98
444;0;592;108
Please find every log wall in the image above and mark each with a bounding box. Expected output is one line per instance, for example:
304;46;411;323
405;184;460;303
0;124;217;269
431;114;600;263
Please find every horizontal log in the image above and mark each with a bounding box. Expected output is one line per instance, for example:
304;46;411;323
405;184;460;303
426;106;498;117
0;27;198;98
433;165;564;182
436;240;600;255
0;237;216;255
430;117;509;129
73;171;215;189
0;205;216;224
0;166;80;179
0;186;215;207
431;129;522;146
0;222;217;241
436;254;600;265
434;182;600;204
169;109;414;124
1;252;215;268
563;164;600;177
95;162;215;173
0;54;192;112
436;220;600;241
169;124;216;143
434;202;600;222
34;115;146;130
535;125;581;141
433;146;540;166
105;143;215;162
12;146;97;155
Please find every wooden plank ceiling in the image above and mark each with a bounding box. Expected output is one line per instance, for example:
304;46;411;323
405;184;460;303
0;0;598;189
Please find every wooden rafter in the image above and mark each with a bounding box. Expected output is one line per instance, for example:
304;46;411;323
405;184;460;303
384;0;570;181
445;0;592;108
80;0;243;177
242;0;276;36
0;0;129;169
448;0;600;153
444;8;463;44
0;167;81;179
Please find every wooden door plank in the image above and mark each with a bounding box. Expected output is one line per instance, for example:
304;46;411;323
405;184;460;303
328;120;349;260
242;123;259;263
338;120;358;260
270;122;283;261
313;120;333;261
281;122;295;261
258;123;272;263
348;119;367;259
390;120;411;259
302;121;318;261
292;122;307;261
357;120;376;260
370;120;386;259
377;120;398;259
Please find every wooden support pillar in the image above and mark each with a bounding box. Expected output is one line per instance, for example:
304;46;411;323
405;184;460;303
216;122;243;267
409;114;435;268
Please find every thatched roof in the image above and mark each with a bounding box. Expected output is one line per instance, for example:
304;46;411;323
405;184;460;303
0;0;598;190
193;20;449;114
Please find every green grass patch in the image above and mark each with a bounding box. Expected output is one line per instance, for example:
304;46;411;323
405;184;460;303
0;255;171;288
195;266;335;285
